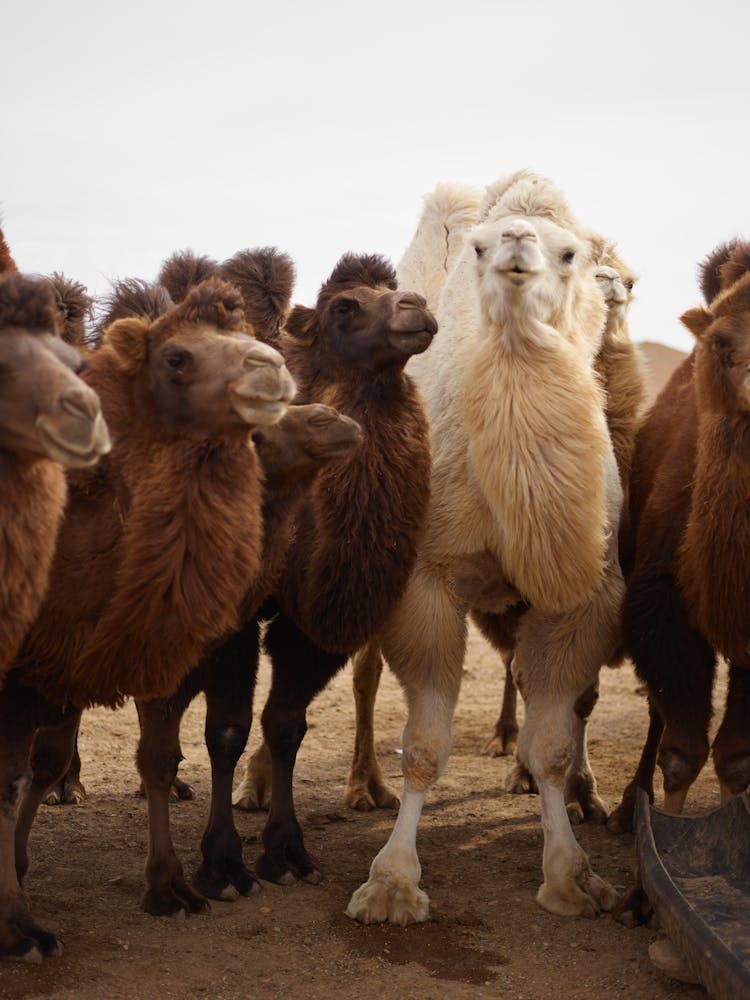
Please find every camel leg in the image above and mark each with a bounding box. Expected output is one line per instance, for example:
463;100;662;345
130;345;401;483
623;572;715;816
346;569;467;926
42;720;85;807
564;683;608;825
345;639;399;812
607;697;663;834
232;739;271;812
15;712;82;885
192;620;261;901
512;555;623;918
256;613;348;885
713;665;750;803
0;683;65;962
136;696;208;917
483;655;520;757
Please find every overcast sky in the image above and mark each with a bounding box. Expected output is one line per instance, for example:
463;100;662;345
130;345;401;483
3;0;748;351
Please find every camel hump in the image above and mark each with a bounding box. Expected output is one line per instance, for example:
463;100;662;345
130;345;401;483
0;224;18;275
158;249;220;304
221;247;295;342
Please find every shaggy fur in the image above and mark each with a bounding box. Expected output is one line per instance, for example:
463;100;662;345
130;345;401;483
609;240;750;834
158;250;219;304
48;274;93;348
221;248;295;342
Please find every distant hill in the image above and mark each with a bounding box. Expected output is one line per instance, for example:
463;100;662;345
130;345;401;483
637;341;689;407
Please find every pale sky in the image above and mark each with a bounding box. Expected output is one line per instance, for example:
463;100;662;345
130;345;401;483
3;0;749;351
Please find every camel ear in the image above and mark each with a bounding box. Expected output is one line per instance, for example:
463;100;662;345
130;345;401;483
680;306;712;340
284;304;317;344
103;316;149;372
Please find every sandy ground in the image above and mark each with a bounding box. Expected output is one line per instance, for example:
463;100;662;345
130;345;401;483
1;622;726;1000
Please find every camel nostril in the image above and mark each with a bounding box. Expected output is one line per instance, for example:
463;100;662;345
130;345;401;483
60;388;98;422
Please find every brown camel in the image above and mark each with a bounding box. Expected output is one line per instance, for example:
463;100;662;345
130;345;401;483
608;239;750;837
0;276;295;962
0;272;110;682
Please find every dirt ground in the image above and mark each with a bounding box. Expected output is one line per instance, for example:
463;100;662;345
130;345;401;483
1;621;728;1000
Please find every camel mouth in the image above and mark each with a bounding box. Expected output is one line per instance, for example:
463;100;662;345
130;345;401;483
230;392;289;428
35;413;112;469
387;329;435;357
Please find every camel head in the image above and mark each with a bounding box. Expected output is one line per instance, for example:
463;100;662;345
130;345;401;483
252;403;363;486
101;277;296;438
591;237;636;317
681;243;750;415
284;253;438;376
0;273;110;467
469;173;605;357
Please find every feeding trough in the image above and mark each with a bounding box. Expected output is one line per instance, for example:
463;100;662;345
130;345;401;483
635;788;750;1000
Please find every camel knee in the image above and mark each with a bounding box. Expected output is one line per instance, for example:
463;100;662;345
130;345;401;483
205;724;249;771
402;744;442;791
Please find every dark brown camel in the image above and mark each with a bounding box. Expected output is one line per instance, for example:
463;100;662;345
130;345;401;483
607;239;750;837
0;277;294;962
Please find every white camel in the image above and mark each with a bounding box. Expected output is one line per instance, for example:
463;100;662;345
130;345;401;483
345;170;624;923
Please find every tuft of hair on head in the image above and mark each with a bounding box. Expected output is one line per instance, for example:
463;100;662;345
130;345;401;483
319;252;396;304
48;273;93;348
0;272;59;334
699;241;740;304
220;247;295;342
98;278;174;337
718;240;750;293
478;169;578;231
158;250;219;304
172;277;247;332
0;223;18;276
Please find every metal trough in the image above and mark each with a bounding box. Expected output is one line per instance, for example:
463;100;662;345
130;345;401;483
635;788;750;1000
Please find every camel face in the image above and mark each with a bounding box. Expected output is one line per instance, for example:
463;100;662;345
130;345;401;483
0;277;110;467
146;324;296;433
321;286;438;372
470;213;587;334
252;403;363;482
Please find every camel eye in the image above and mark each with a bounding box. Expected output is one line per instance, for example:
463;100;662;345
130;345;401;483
561;250;575;264
334;299;357;316
625;280;634;291
164;348;191;372
474;244;485;259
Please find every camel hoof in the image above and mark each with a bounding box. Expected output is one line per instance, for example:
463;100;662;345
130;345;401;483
232;785;270;812
302;869;322;885
278;871;296;887
345;782;399;813
43;789;62;806
505;761;537;795
567;803;584;826
346;876;430;926
537;863;617;918
218;885;240;902
648;937;701;984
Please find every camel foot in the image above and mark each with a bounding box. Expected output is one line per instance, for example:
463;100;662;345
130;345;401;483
43;776;86;807
344;776;399;813
506;760;538;795
346;873;430;926
192;825;260;901
232;776;271;812
142;864;210;917
606;785;641;834
717;754;750;796
566;776;608;825
482;733;517;757
612;882;653;928
255;819;321;886
0;898;64;962
537;847;618;918
648;937;701;984
137;778;195;804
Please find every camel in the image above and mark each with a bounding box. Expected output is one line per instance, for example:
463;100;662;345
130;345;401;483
181;249;435;899
0;276;295;961
345;170;625;926
0;272;110;681
607;239;750;835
